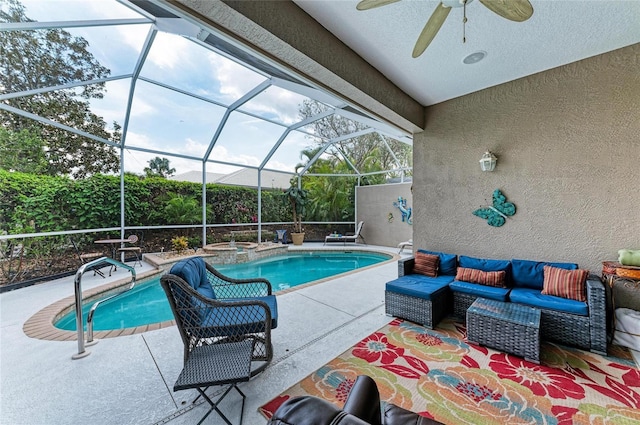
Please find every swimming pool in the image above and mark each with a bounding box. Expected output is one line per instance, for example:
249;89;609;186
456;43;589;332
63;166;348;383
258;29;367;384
55;251;390;332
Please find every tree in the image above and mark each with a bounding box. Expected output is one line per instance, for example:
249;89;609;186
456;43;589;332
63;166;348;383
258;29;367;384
283;178;308;234
296;148;355;221
298;100;412;177
0;0;120;177
144;157;176;178
163;193;202;225
295;100;413;221
0;126;48;173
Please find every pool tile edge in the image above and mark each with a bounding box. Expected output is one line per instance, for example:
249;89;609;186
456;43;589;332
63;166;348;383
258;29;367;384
23;269;164;341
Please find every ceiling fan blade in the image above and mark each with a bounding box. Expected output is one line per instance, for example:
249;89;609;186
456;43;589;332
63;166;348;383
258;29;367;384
356;0;401;11
412;3;451;58
479;0;533;22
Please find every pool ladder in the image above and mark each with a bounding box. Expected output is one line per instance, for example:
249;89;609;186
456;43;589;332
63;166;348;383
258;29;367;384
72;257;136;360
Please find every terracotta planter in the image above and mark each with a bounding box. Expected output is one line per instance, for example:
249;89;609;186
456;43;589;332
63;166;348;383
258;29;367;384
291;232;305;246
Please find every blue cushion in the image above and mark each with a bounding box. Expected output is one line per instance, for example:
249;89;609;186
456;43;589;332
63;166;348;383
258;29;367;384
511;259;578;290
459;255;511;272
459;255;512;286
449;280;510;302
201;295;278;335
509;287;587;316
169;257;215;299
386;275;453;300
417;249;457;276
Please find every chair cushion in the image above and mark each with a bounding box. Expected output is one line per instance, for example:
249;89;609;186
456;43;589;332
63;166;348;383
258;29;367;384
417;249;457;276
386;275;452;300
509;287;588;316
413;252;439;277
455;267;506;288
511;259;578;290
169;257;215;299
202;294;278;334
541;266;589;302
449;280;510;302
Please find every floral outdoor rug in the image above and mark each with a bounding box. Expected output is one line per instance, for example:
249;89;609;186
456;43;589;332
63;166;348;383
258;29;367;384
259;318;640;424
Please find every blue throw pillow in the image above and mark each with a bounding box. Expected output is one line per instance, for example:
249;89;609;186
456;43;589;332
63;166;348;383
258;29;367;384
459;255;511;272
511;259;578;289
417;249;457;276
169;257;215;299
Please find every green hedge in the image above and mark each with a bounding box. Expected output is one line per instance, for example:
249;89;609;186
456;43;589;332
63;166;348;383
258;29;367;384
0;169;289;233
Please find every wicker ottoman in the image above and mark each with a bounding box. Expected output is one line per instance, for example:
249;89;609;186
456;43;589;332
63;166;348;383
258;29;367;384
467;298;541;363
385;276;451;329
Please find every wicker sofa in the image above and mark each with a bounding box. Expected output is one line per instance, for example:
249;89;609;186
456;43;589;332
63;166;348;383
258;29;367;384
386;250;607;355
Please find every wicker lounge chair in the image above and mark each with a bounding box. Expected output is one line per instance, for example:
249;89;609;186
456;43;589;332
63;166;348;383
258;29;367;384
160;257;277;424
324;221;366;245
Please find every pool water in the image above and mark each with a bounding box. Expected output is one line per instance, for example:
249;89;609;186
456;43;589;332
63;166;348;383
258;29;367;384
55;251;389;331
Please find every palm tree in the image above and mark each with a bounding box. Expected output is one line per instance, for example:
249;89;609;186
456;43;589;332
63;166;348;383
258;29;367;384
164;193;202;225
144;157;176;178
283;183;308;234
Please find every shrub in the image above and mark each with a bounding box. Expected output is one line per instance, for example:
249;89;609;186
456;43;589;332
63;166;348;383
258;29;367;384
171;236;189;254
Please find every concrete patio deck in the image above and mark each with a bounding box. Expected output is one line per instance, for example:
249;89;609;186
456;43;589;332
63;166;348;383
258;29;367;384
1;243;401;425
2;243;638;425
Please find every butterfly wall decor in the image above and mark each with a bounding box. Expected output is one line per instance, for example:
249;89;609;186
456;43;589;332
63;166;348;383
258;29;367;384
473;189;516;227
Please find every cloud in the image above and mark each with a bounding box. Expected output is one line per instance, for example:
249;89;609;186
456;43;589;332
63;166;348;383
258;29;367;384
242;86;306;125
209;145;261;168
122;135;270;176
206;53;266;102
17;0;327;178
146;32;195;70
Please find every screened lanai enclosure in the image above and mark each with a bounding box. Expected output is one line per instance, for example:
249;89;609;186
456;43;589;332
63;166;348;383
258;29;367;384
0;0;412;284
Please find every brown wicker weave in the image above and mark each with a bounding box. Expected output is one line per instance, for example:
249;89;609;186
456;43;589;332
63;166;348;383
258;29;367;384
160;259;277;424
161;261;275;371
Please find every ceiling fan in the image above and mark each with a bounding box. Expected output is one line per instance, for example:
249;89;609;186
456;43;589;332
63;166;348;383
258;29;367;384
356;0;534;58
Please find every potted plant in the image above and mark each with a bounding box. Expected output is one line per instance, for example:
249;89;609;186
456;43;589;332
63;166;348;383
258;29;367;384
283;183;308;245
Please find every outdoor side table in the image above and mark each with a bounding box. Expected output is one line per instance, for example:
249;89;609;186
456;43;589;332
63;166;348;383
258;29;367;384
467;298;541;364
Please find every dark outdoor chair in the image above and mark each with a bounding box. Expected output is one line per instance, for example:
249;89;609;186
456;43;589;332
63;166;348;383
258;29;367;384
70;238;106;278
160;256;278;425
117;234;142;267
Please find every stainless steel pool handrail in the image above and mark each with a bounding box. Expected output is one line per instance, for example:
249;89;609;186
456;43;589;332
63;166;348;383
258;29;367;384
72;257;136;360
86;269;137;345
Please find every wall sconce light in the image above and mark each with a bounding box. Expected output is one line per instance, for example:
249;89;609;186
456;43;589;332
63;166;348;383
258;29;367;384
479;151;497;172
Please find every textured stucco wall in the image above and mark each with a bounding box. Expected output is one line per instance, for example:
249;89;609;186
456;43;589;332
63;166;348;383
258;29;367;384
356;183;413;247
413;44;640;308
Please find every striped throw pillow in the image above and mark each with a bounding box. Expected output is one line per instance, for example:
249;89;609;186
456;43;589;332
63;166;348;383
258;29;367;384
413;252;439;277
455;267;506;288
541;265;588;301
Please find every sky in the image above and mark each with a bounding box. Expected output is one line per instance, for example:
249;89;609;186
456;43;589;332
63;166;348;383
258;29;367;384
10;0;335;177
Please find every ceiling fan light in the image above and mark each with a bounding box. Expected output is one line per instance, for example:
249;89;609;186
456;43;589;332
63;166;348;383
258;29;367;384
463;51;487;64
442;0;474;8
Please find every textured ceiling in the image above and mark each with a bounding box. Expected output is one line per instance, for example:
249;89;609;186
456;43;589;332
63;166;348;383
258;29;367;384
294;0;640;106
